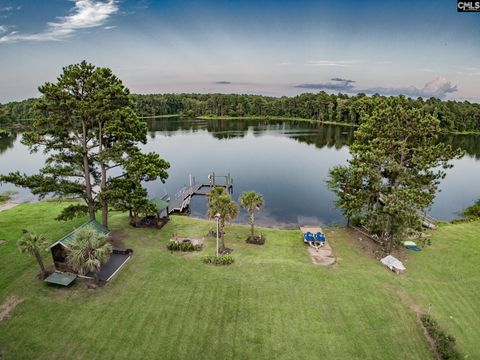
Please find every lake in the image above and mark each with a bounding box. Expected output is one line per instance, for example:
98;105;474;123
1;118;480;228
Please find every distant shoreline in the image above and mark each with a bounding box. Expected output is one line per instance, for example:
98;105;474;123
139;114;359;127
139;115;480;134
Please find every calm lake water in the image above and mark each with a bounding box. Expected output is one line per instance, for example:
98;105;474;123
1;119;480;228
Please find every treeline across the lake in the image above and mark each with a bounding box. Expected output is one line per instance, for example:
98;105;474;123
2;92;480;132
132;92;480;132
0;98;37;129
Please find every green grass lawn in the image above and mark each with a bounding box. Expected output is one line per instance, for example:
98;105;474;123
0;202;478;359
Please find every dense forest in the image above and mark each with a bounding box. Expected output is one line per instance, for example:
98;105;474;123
1;92;480;132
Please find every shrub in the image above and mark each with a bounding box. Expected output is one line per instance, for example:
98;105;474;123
420;314;461;360
462;199;480;220
203;255;234;265
167;241;202;252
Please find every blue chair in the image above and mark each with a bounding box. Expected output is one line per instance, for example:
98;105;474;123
314;232;326;243
304;232;314;242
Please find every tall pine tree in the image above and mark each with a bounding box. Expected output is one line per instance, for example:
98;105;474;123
1;61;169;226
328;96;462;252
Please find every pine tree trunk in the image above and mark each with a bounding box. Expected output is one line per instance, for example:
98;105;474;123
82;122;96;221
387;237;394;254
101;163;108;227
98;121;108;228
34;249;46;276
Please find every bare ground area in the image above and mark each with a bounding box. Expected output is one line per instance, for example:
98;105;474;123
108;230;128;248
0;296;23;322
344;227;406;262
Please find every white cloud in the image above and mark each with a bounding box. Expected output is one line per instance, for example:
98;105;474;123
294;77;458;99
0;0;118;44
358;77;458;99
0;25;7;33
305;60;360;67
0;6;14;12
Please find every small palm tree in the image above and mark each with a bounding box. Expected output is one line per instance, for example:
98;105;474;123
207;193;238;253
239;191;264;238
18;231;48;277
207;186;225;204
66;227;112;283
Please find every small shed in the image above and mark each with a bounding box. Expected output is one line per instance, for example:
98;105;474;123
49;220;109;271
133;198;170;228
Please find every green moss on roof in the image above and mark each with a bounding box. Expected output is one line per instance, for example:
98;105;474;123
52;220;109;248
152;198;169;212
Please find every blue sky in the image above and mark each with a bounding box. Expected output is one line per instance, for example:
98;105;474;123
0;0;479;102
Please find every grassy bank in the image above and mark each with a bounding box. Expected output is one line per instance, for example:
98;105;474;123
0;202;478;359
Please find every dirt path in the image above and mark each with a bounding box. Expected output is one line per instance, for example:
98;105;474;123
393;288;440;360
0;202;19;213
0;296;24;322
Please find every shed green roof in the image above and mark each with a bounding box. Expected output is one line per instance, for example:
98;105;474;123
44;272;77;286
50;220;109;248
152;198;169;212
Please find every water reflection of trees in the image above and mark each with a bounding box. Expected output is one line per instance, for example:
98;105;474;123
145;118;480;157
440;134;480;160
146;118;354;148
0;132;17;154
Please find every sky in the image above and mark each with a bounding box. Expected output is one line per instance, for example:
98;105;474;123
0;0;479;103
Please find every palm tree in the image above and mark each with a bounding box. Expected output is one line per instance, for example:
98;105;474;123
206;186;225;204
239;191;264;238
18;231;48;277
207;193;238;253
66;227;112;283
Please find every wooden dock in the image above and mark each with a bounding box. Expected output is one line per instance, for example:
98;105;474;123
168;173;233;214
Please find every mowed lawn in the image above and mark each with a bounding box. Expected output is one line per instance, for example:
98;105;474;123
0;203;478;359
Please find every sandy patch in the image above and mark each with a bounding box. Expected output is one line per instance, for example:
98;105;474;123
0;202;19;212
0;295;24;322
307;243;336;266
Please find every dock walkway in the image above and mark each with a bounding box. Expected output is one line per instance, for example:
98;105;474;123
168;173;233;214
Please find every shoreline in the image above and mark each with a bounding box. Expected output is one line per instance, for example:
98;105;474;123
140;115;480;134
7;115;480;134
138;114;358;127
0;201;20;212
194;115;358;127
